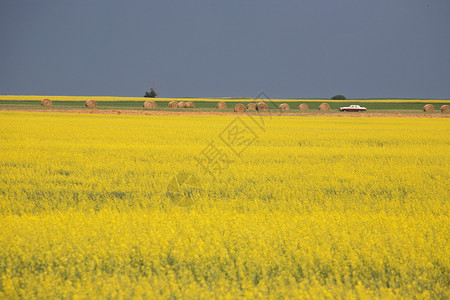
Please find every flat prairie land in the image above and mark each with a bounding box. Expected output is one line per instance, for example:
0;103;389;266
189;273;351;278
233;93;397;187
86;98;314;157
1;96;450;116
0;112;448;298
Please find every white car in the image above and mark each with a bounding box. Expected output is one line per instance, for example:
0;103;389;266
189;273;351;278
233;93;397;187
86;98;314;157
339;105;367;112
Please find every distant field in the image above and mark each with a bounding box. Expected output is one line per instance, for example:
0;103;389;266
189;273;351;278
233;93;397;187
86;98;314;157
1;100;450;112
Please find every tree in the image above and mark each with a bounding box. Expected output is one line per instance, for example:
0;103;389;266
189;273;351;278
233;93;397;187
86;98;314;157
331;95;346;100
144;88;158;98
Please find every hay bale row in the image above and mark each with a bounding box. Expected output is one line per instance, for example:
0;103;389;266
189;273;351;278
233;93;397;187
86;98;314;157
423;104;450;113
167;101;195;108
234;103;246;113
41;98;449;113
42;98;98;108
41;98;313;111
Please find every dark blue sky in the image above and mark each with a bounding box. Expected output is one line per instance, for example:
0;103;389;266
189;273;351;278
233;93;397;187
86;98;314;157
1;0;449;98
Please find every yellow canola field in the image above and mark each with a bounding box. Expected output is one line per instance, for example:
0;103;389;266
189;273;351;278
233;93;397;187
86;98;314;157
1;94;449;103
0;112;448;298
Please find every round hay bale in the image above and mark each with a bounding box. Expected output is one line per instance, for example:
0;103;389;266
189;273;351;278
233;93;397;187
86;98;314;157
298;103;309;110
217;101;227;109
41;98;52;107
440;105;449;112
185;101;195;108
256;102;268;111
177;101;186;108
247;103;257;110
168;101;178;108
279;103;290;110
143;100;157;108
85;99;97;107
423;104;434;112
234;103;246;113
318;103;330;111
